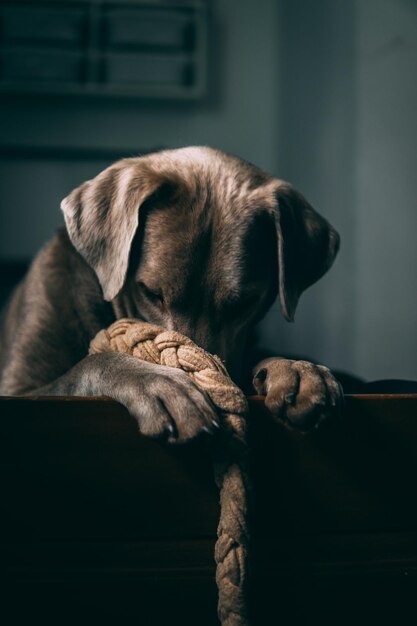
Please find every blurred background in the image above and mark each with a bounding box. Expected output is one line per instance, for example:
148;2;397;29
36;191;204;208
0;0;416;382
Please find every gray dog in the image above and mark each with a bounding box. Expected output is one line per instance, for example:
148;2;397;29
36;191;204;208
0;147;342;440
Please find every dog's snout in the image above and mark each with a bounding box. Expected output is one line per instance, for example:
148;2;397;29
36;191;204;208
167;316;246;384
195;332;224;359
167;316;226;359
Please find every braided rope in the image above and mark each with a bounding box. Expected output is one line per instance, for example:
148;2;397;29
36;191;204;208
89;319;251;625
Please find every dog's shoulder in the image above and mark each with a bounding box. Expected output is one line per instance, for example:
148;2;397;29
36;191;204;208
0;228;114;392
4;227;109;335
25;228;100;298
32;227;90;276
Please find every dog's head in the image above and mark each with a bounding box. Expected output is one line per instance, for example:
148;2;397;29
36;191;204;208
61;147;339;375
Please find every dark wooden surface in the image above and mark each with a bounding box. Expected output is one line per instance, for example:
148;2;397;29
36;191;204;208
1;395;417;625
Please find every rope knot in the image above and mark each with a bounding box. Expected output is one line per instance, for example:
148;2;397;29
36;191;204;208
89;318;251;626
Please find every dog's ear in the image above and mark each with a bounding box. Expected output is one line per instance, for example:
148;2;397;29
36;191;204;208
61;158;169;301
272;183;340;322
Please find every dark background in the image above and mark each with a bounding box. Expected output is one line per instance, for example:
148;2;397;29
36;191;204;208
0;0;416;382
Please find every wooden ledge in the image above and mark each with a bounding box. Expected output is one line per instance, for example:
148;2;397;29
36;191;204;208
1;395;417;624
1;394;417;538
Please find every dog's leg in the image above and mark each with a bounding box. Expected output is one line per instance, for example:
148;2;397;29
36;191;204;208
252;357;343;432
2;346;219;444
30;353;219;443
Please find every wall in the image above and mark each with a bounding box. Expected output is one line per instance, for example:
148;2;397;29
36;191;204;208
259;0;357;376
261;0;417;381
355;0;417;379
1;0;417;381
0;0;280;256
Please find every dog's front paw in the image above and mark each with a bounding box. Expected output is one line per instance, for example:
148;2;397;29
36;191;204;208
118;363;220;444
253;358;343;432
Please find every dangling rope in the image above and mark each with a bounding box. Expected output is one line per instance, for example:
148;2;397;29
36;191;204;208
89;319;251;625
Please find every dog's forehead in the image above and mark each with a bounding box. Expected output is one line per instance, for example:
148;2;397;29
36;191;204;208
141;147;276;255
137;154;276;299
155;146;272;196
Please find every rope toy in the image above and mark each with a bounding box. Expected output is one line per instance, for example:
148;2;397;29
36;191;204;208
89;319;251;626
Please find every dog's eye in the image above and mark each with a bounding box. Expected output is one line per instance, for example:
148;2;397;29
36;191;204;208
224;292;260;317
138;282;163;305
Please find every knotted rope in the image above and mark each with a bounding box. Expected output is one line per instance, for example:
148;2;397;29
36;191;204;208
89;319;251;626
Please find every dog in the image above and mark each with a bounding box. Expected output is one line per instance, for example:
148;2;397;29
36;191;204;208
0;147;342;440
